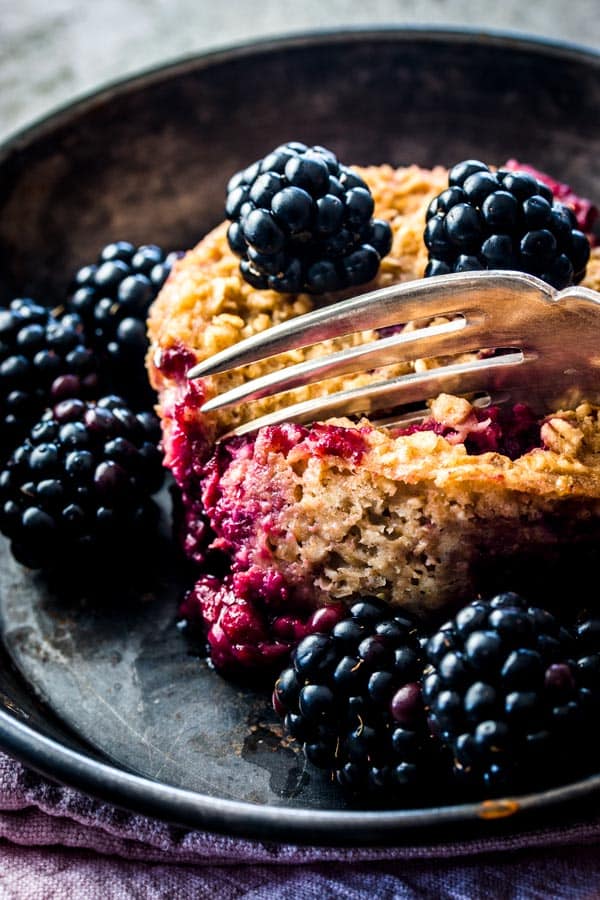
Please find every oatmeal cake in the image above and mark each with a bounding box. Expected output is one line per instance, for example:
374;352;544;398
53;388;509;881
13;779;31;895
147;158;600;669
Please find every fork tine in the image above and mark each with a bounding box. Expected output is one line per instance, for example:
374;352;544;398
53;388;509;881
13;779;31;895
188;271;553;380
201;315;495;413
220;351;525;438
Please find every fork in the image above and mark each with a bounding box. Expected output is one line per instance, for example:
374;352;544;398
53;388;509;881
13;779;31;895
187;270;600;437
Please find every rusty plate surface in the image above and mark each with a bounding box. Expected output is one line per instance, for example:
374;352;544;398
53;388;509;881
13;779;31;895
0;492;344;809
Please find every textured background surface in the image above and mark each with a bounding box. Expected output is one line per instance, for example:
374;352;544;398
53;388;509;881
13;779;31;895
1;0;599;144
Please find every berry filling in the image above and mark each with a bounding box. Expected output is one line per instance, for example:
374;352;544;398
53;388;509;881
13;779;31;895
177;400;550;671
394;401;541;460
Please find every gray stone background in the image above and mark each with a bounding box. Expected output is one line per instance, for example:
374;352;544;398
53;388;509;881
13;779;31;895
1;0;599;145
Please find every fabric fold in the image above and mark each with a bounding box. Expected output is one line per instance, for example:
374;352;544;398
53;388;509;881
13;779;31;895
2;752;600;868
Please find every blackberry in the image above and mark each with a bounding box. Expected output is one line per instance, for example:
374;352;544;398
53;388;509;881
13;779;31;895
424;592;591;793
424;160;591;289
66;242;180;408
0;395;165;570
0;298;99;464
225;142;392;295
572;614;600;725
273;597;437;799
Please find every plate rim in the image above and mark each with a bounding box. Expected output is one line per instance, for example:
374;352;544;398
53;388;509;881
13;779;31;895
1;25;600;846
1;24;599;156
2;704;600;846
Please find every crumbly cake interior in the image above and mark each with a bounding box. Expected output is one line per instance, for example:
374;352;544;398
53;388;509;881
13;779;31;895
147;162;600;664
200;396;600;614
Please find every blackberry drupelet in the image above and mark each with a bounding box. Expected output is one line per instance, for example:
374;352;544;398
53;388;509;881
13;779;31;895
0;395;165;570
572;614;600;731
0;298;99;464
424;160;591;289
66;242;180;409
273;597;438;798
424;592;591;793
225;142;392;295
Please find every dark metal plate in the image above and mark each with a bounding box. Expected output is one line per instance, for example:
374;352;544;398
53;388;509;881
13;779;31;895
0;28;600;845
0;490;342;808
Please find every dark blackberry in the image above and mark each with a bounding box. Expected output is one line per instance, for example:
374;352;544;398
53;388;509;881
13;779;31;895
0;396;165;570
0;298;99;464
66;242;181;409
424;592;591;793
273;597;438;800
424;161;591;289
572;614;600;726
225;143;392;295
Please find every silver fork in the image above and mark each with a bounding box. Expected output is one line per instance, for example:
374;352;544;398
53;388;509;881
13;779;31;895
187;270;600;437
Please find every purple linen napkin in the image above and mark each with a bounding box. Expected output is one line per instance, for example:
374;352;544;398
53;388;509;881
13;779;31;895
1;750;599;898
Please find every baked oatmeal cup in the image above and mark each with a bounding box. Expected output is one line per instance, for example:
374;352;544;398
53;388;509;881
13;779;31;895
147;156;600;671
